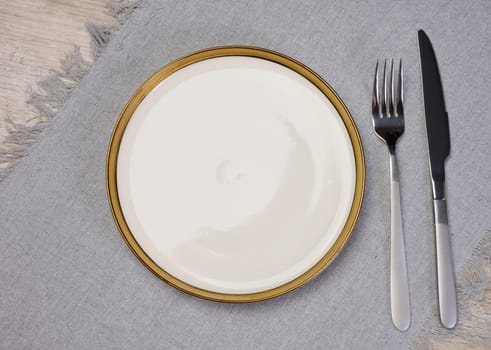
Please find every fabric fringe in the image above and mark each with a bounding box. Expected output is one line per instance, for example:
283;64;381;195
1;1;490;347
27;47;91;122
0;0;141;182
87;0;141;58
410;228;491;349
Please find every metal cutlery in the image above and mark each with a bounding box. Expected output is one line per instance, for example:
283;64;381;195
372;59;411;331
418;29;457;329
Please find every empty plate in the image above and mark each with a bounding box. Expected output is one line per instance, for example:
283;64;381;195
107;47;365;302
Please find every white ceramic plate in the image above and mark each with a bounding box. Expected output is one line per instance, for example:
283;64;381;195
108;47;364;302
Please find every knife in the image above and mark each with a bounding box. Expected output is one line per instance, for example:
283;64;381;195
418;29;457;329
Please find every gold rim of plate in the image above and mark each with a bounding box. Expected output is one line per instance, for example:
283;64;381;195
106;46;366;303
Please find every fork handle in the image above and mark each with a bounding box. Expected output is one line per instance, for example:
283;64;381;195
390;152;410;331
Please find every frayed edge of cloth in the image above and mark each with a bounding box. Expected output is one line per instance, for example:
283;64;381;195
0;0;142;182
409;228;491;349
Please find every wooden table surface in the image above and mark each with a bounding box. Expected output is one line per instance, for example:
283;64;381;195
0;1;488;349
0;0;111;141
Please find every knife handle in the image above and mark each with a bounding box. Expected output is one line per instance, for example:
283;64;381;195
390;153;410;331
433;198;457;329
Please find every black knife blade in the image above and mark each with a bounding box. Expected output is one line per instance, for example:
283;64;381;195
418;29;450;200
418;29;457;329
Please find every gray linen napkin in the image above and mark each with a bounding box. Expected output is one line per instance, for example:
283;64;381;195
1;0;490;348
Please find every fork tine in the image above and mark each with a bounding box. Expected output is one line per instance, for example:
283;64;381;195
397;59;404;116
389;59;395;116
372;60;380;115
381;59;387;116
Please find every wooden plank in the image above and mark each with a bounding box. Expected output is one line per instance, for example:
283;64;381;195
432;340;490;350
0;2;489;350
0;0;112;140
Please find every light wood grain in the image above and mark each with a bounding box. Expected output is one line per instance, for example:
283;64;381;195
0;2;489;349
0;0;112;140
432;341;490;350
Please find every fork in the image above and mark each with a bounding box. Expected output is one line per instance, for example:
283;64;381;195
372;59;410;331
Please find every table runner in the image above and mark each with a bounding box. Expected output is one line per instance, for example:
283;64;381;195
1;1;490;348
